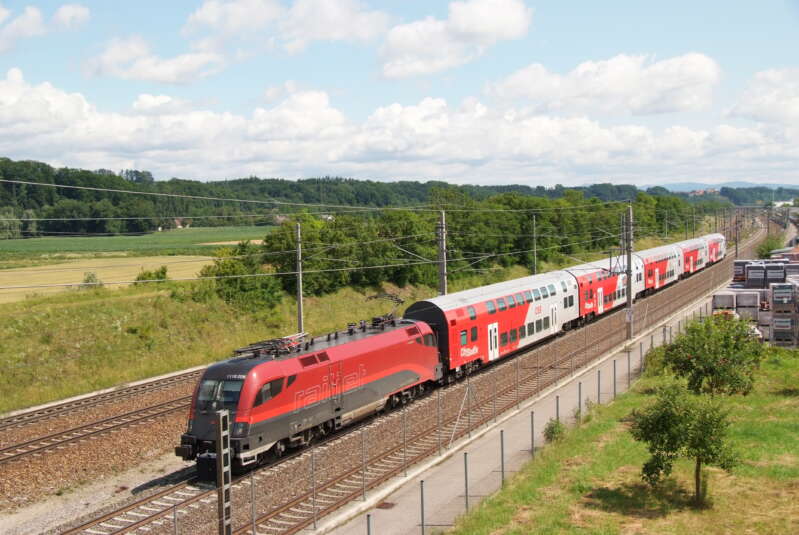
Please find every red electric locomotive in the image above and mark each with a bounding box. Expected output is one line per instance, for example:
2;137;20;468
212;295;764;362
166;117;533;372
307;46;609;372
175;317;441;472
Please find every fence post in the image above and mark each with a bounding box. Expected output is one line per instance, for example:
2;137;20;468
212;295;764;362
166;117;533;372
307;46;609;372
464;452;469;511
366;513;372;535
420;480;425;535
639;342;643;376
500;430;506;486
467;375;472;438
577;382;582;422
613;360;617;400
311;448;317;529
516;359;520;409
530;411;535;457
597;369;601;404
555;394;560;422
437;389;442;456
627;350;631;389
173;505;179;535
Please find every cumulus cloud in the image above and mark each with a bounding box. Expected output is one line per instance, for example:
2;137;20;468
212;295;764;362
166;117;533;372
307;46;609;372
0;6;46;53
85;36;224;84
53;4;90;28
486;53;721;115
729;68;799;124
381;0;532;78
3;67;797;184
279;0;389;53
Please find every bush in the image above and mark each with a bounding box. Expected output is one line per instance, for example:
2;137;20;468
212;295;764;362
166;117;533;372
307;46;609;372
543;418;566;443
134;265;168;285
81;272;103;289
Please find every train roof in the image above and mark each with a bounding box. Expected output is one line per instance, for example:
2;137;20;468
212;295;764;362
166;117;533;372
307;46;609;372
203;317;426;377
418;270;572;311
565;253;640;276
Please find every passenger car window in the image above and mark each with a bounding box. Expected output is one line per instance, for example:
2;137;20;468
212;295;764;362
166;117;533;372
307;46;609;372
540;286;549;298
471;327;478;342
510;329;518;342
524;290;533;302
467;306;477;320
500;332;508;346
507;295;516;308
460;330;467;346
527;321;534;334
497;298;507;311
548;284;557;296
519;325;526;338
486;301;496;314
516;293;525;305
561;281;567;292
533;289;541;301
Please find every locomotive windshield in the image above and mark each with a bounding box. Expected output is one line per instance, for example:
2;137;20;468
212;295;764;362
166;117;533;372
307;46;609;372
197;379;244;411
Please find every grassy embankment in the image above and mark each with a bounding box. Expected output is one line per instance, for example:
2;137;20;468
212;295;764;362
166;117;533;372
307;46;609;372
0;224;721;413
449;346;799;535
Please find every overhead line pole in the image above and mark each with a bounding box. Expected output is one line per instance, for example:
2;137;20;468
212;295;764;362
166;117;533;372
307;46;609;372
532;214;537;275
626;202;634;340
438;210;447;295
296;222;304;333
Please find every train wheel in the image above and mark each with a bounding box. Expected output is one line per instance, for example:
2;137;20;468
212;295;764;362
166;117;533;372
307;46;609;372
272;439;286;460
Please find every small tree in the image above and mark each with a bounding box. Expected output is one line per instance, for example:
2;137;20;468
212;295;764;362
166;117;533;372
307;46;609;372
543;418;565;443
630;383;737;504
81;272;103;289
664;315;764;396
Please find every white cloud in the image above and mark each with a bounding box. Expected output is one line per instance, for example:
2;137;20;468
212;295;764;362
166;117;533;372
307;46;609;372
85;36;224;84
186;0;284;36
730;68;799;124
3;67;798;185
280;0;389;53
53;4;90;29
0;6;46;53
381;0;532;78
487;53;721;115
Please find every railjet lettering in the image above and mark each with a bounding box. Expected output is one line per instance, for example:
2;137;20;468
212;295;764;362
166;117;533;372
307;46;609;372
460;346;479;358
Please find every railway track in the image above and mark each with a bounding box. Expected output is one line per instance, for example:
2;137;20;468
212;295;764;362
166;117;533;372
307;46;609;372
0;370;201;432
58;228;763;534
0;396;192;466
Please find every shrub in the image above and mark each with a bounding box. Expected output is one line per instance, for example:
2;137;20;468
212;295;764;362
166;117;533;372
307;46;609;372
81;272;103;289
543;418;566;443
134;265;168;284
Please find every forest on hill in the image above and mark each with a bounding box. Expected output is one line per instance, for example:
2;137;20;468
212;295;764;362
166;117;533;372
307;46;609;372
0;157;741;240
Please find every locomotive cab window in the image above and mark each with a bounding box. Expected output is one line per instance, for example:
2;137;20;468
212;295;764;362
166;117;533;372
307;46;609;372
467;306;477;320
497;298;507;311
424;334;436;346
460;330;468;346
197;379;244;411
486;300;496;314
254;378;284;407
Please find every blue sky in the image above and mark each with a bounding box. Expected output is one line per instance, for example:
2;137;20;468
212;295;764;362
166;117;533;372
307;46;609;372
1;0;798;186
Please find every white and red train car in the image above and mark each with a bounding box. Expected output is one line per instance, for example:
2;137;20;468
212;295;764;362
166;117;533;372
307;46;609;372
564;255;645;320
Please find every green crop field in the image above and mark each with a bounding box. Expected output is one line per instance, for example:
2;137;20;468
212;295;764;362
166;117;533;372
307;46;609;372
0;226;273;255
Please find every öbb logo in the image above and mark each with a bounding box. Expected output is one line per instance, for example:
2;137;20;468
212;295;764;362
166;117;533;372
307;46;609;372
460;346;479;357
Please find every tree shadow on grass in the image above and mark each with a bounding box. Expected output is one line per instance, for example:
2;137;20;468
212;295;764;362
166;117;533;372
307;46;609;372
774;387;799;397
582;478;694;519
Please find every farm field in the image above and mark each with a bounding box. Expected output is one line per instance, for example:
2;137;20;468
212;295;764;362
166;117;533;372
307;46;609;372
0;255;212;303
0;226;272;263
450;347;799;535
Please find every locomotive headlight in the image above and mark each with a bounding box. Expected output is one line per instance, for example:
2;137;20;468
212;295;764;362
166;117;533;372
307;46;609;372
232;422;250;437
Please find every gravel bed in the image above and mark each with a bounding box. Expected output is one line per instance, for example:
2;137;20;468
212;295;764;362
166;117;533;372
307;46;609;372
0;411;186;512
0;381;194;449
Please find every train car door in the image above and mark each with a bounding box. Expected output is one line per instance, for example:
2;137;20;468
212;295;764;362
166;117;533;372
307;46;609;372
487;322;499;361
597;287;604;314
550;306;557;334
654;267;660;289
689;256;694;273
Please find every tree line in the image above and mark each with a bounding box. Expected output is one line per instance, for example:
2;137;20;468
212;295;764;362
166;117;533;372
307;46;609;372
0;157;734;239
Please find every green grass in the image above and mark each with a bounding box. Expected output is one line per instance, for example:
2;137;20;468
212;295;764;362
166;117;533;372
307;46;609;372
0;265;529;413
449;347;799;535
0;226;273;266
